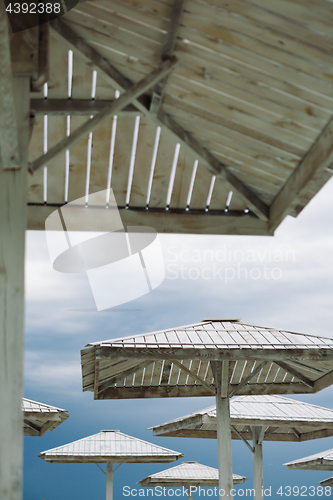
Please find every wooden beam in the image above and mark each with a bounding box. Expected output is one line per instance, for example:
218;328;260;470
231;425;254;453
29;56;178;173
27;204;271;235
314;369;333;393
0;76;30;500
252;427;264;500
150;0;187;114
0;7;20;170
97;361;154;396
30;99;142;116
172;360;216;394
274;361;314;389
95;346;333;363
270;115;333;231
23;420;41;436
50;19;269;222
229;361;267;398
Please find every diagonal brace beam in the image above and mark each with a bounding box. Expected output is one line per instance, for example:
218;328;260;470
29;55;178;173
229;361;267;398
50;19;269;221
172;359;216;395
97;360;154;395
231;425;254;453
274;361;314;389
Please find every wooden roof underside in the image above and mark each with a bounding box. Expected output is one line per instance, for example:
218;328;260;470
22;398;69;436
81;320;333;400
27;0;333;235
151;396;333;443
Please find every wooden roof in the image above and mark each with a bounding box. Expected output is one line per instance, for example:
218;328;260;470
22;398;69;437
285;448;333;471
150;395;333;442
38;429;183;463
139;461;247;486
319;477;333;486
81;319;333;400
27;0;333;235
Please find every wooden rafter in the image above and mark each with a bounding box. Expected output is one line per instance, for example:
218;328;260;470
229;361;267;398
30;99;142;116
49;19;269;222
29;56;178;173
231;425;254;453
150;0;187;114
274;361;314;389
269;115;333;231
172;359;216;394
0;7;20;170
97;360;154;395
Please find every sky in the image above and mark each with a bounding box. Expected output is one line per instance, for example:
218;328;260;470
23;177;333;500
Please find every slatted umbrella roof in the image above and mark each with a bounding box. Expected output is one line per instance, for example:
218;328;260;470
319;477;333;487
139;461;247;486
26;0;333;235
150;395;333;442
38;430;183;463
22;398;69;437
285;448;333;471
81;319;333;400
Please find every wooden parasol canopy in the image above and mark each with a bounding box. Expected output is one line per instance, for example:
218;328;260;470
139;461;248;499
81;318;333;499
285;448;333;471
22;398;69;437
38;429;183;500
150;395;333;498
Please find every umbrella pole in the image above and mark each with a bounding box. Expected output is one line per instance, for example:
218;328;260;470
187;485;192;500
252;427;264;500
214;361;233;499
106;462;113;500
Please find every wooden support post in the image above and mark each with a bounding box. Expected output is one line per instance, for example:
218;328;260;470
0;6;20;170
252;427;264;500
187;485;193;500
0;75;30;500
106;462;113;500
213;361;233;499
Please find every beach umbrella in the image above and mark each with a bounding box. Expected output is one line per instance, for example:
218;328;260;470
150;395;333;497
285;448;333;471
22;398;69;437
139;461;247;499
81;318;333;499
319;477;333;487
38;430;183;500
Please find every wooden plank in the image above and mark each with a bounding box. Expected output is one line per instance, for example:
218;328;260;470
67;54;91;202
0;12;20;170
229;362;267;397
172;359;215;394
270;115;333;230
111;116;136;207
169;149;198;209
150;0;187;114
0;76;30;500
46;33;69;204
30;99;143;116
149;129;177;208
129;118;158;207
28;115;44;203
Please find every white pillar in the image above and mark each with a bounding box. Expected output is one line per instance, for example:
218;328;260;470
214;361;233;500
187;485;192;500
106;461;113;500
0;75;30;500
252;427;264;500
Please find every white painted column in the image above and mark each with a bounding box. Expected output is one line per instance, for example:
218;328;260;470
187;485;193;500
214;361;233;500
106;461;113;500
252;427;264;500
0;74;30;500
